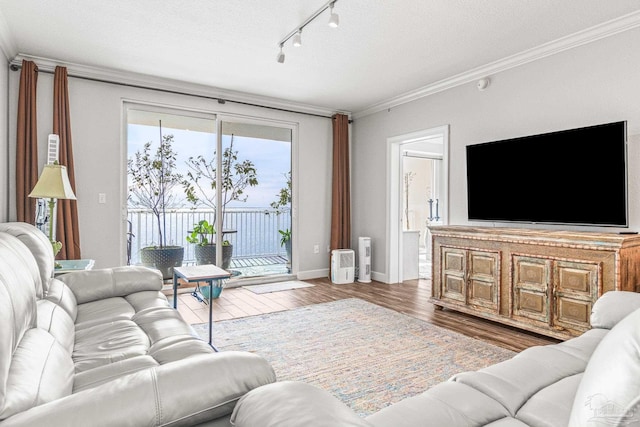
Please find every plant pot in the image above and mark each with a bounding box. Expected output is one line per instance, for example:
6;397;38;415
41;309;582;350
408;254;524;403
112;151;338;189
200;285;223;299
284;239;292;272
194;244;233;269
140;246;184;280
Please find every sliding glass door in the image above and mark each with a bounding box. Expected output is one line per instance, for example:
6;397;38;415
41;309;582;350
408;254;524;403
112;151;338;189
125;104;292;280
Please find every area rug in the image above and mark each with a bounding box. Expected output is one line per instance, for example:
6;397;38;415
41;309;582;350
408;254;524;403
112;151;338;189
193;298;515;416
244;280;314;294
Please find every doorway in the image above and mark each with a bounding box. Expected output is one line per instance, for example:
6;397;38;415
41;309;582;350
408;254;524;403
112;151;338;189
387;125;448;284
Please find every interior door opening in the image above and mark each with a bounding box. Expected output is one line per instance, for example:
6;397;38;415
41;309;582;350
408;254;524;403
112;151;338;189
387;126;448;284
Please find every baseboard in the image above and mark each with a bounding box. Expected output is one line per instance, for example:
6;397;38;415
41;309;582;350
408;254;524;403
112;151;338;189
371;271;388;284
297;268;330;280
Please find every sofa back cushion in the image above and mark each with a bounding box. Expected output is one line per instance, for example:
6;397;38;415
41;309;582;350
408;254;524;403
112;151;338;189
0;223;53;297
0;233;39;416
569;307;640;426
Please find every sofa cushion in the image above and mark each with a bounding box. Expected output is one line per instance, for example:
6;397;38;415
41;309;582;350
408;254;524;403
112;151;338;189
590;290;640;329
515;373;582;427
366;381;511;427
0;223;52;296
232;381;373;427
72;355;159;392
60;266;163;304
452;328;607;416
0;233;39;416
568;307;640;427
74;297;136;330
73;320;150;372
44;278;78;321
0;328;74;420
36;299;75;353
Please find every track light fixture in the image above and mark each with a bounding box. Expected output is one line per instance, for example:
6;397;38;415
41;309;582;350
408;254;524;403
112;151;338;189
276;0;340;63
293;31;302;47
276;44;285;63
328;2;339;28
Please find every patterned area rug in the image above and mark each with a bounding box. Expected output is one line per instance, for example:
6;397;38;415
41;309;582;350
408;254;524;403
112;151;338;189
244;280;314;294
193;298;515;416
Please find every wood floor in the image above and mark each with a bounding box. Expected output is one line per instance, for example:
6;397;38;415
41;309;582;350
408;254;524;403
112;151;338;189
172;278;559;352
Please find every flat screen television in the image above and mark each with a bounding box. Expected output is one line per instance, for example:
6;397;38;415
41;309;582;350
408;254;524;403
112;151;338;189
466;121;628;227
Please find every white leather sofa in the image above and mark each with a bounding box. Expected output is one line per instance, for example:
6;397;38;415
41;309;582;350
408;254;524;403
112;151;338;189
0;222;276;426
230;290;640;427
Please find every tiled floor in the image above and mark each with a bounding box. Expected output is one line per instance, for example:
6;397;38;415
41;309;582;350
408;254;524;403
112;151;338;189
172;283;305;324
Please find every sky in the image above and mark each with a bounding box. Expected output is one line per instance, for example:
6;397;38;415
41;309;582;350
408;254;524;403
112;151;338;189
127;123;291;209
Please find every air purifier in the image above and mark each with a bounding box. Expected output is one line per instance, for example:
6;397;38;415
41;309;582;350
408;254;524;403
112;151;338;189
331;249;355;284
358;237;371;283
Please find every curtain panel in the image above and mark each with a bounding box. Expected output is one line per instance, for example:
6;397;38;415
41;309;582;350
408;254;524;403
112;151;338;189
330;113;351;252
15;60;39;224
53;66;82;260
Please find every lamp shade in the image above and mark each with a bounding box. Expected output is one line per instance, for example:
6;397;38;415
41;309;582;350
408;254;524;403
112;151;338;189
28;164;77;200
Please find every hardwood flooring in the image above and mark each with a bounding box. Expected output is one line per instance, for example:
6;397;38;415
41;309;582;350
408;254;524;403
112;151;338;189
172;278;559;353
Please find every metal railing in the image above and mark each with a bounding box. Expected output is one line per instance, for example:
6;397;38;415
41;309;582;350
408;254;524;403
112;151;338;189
127;208;291;265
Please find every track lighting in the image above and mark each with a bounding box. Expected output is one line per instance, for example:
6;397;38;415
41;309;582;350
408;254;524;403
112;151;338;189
293;31;302;47
328;2;339;28
276;0;340;62
276;44;285;64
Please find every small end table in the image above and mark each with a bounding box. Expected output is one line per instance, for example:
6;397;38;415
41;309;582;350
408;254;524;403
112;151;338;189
54;259;95;276
172;265;231;349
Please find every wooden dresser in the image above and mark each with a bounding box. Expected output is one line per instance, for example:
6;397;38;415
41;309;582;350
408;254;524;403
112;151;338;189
429;226;640;340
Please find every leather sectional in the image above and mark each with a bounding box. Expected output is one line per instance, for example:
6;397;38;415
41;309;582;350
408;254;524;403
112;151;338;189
230;291;640;426
0;222;275;426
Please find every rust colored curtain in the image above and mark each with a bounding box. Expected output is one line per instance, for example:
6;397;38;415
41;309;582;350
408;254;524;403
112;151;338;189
330;113;351;251
53;66;81;260
16;60;39;224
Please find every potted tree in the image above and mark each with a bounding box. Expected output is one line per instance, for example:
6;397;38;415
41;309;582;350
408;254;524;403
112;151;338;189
186;219;232;269
183;134;258;269
128;128;184;279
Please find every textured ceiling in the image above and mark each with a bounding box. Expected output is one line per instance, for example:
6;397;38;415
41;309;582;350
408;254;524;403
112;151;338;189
1;1;639;114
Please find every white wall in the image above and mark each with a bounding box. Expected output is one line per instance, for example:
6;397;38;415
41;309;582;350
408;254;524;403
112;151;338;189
7;71;334;277
352;27;640;282
0;60;8;222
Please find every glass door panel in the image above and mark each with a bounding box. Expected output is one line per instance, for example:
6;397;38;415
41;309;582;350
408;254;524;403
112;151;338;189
220;121;292;279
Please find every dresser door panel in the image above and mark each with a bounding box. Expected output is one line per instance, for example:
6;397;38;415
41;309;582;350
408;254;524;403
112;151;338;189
442;247;466;303
513;256;551;324
553;261;599;333
468;251;500;312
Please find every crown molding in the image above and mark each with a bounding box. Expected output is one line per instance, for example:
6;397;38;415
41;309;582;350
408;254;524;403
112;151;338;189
353;10;640;119
0;9;17;61
10;54;343;118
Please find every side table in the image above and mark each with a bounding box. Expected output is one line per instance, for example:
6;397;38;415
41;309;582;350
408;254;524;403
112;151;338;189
172;264;231;349
54;259;95;276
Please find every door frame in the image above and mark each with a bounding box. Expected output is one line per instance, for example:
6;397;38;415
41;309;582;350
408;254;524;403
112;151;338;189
386;125;449;284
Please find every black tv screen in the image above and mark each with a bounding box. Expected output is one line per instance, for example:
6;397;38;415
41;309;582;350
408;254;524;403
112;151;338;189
466;121;628;227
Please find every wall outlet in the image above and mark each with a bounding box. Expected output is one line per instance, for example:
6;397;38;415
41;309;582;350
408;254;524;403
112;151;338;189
313;244;320;254
98;193;106;204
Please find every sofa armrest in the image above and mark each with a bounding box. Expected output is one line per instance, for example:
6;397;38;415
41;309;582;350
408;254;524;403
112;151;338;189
230;381;373;427
590;291;640;330
58;266;163;304
0;351;275;426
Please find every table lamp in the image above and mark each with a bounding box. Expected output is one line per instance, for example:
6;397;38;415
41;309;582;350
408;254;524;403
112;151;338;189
28;163;77;256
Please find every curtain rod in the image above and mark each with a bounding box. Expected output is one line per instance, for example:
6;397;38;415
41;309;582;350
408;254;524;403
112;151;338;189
9;63;348;121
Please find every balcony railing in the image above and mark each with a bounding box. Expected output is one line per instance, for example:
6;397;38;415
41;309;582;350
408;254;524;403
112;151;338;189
127;208;291;266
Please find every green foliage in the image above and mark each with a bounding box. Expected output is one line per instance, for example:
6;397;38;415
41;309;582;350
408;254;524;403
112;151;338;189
186;220;216;246
279;228;291;247
270;171;292;214
183;134;258;229
128;134;182;248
